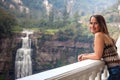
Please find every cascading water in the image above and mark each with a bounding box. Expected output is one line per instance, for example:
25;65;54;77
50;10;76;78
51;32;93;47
15;30;33;79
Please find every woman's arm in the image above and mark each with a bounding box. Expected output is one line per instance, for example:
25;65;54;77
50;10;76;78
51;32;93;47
78;32;104;61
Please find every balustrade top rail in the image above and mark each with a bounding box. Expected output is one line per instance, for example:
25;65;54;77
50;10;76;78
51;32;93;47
17;59;105;80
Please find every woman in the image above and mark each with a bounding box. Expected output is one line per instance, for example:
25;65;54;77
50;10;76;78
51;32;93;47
78;15;120;80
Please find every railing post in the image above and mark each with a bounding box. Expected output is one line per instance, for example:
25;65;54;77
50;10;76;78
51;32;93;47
96;67;104;80
95;71;101;80
102;66;109;80
89;71;97;80
84;74;90;80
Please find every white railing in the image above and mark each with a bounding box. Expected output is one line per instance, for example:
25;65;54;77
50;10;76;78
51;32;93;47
116;32;120;57
17;59;108;80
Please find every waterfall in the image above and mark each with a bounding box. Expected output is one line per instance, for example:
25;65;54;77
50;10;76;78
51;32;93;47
15;30;33;79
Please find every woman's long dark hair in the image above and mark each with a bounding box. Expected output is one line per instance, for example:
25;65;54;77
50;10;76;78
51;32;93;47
89;15;109;35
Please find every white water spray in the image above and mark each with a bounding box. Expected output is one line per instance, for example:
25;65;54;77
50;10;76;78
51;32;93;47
15;30;33;79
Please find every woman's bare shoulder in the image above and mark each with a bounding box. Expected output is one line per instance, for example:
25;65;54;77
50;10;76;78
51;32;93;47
95;32;104;38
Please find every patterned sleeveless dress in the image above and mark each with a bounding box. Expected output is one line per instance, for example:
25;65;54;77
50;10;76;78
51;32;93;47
102;43;120;80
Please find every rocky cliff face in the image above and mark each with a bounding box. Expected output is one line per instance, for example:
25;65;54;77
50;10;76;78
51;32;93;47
0;0;29;14
30;32;93;73
0;33;22;80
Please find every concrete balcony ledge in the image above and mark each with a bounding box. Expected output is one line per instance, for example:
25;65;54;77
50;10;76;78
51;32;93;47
17;59;108;80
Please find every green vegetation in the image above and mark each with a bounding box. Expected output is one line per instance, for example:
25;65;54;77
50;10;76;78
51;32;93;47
0;0;118;44
108;24;119;40
0;8;17;38
0;75;4;80
0;0;118;39
45;29;59;35
11;26;23;33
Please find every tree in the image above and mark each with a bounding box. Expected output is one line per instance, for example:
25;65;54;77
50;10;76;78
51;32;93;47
0;8;17;38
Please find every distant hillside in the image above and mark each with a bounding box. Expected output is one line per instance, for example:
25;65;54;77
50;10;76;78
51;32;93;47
0;0;117;19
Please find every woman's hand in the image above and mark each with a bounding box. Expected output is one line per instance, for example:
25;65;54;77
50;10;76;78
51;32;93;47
78;54;87;61
78;54;83;61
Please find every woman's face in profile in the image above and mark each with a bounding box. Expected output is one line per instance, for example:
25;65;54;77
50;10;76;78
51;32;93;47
89;17;100;34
